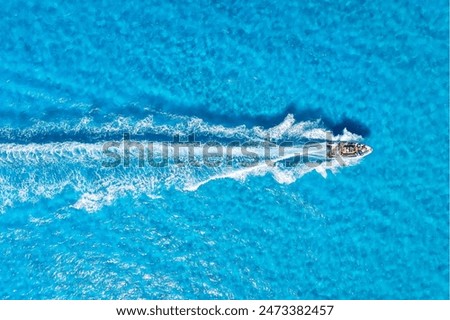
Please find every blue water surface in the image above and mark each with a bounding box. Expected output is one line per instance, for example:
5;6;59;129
0;0;448;299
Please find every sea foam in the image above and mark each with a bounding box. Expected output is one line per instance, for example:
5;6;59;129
0;113;364;213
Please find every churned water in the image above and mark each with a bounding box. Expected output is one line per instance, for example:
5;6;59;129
0;0;448;299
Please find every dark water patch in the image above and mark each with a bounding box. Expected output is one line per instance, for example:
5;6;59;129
145;96;371;137
282;104;371;137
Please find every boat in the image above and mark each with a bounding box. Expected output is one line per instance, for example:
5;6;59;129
327;142;373;159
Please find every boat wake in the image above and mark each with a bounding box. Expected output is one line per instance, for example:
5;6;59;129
0;113;365;213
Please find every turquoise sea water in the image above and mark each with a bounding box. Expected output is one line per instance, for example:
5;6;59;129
0;0;448;299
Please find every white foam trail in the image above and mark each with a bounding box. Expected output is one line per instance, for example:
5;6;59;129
0;114;366;213
182;145;326;191
0;142;105;165
0;113;355;143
